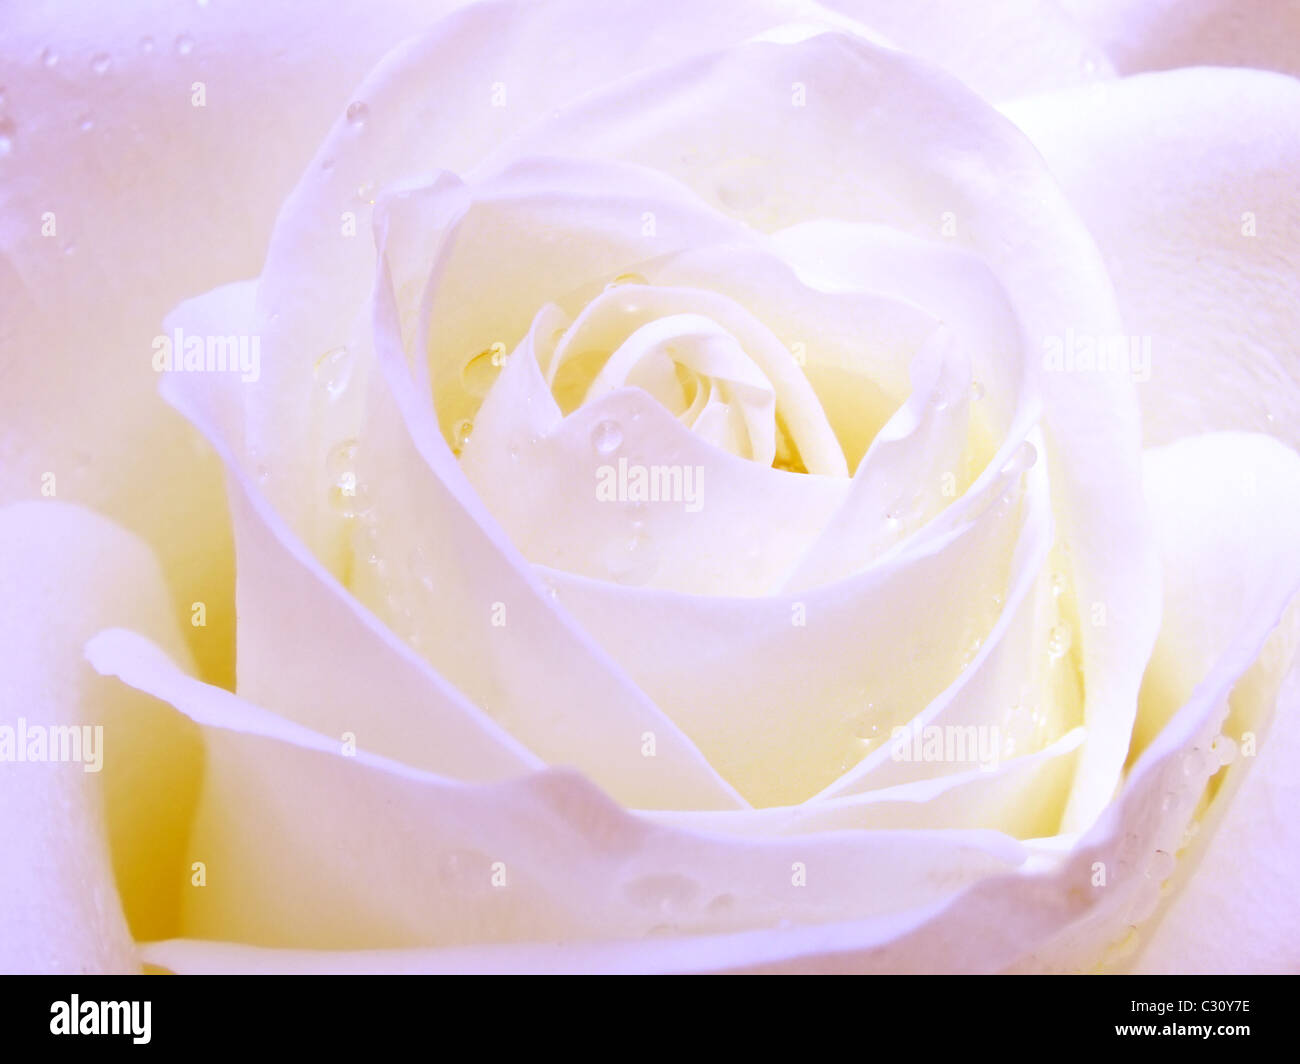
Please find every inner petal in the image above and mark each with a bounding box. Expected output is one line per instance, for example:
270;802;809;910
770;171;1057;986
542;283;847;477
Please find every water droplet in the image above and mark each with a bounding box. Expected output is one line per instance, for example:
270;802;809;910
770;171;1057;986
408;546;436;592
1050;571;1067;597
40;48;58;68
1001;440;1037;477
623;873;700;915
334;478;372;518
345;100;369;127
461;346;505;397
970;380;986;401
355;181;376;204
326;438;358;477
78;115;94;133
1212;735;1238;766
605;272;647;289
604;533;659;586
90;53;111;75
313;346;353;399
175;34;195;56
0;125;12;157
717;177;760;212
1147;849;1176;882
1047;623;1072;658
592;419;622;455
452;419;474;454
140;36;156;54
435;849;490;891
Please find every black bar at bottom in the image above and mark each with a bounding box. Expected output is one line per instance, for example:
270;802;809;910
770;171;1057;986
0;973;1290;1051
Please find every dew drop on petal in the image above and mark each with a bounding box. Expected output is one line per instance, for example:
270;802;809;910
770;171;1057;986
453;419;474;454
605;272;647;290
175;34;195;56
408;546;436;593
90;53;112;75
326;438;358;478
623;873;700;915
313;346;353;399
603;533;659;586
40;48;58;68
1146;849;1176;882
592;419;622;456
1047;623;1072;659
1211;734;1238;766
461;347;504;397
345;101;369;127
1001;440;1037;477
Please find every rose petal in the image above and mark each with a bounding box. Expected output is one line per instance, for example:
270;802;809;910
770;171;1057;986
1002;67;1300;449
238;0;880;517
1132;662;1300;973
822;0;1115;100
539;451;1034;805
485;31;1162;831
1060;0;1300;78
89;634;1025;951
649;728;1085;841
1110;432;1300;972
0;501;198;970
816;452;1081;800
768;222;1037;587
0;0;462;684
162;277;740;809
1008;431;1300;971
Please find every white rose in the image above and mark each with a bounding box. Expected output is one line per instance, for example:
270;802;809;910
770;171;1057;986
3;0;1299;975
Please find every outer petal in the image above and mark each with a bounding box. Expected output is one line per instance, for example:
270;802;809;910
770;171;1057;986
1002;68;1300;450
1126;433;1300;973
822;0;1114;100
1132;662;1300;973
89;631;1024;952
1061;0;1300;79
0;0;463;684
162;277;742;810
0;501;197;971
1017;432;1300;972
